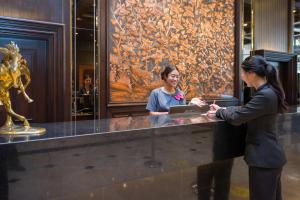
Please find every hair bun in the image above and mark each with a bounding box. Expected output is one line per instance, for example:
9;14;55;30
160;64;178;81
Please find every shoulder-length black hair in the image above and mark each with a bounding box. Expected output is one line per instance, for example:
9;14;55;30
242;55;288;112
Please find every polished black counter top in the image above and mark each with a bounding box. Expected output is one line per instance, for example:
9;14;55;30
0;106;300;199
0;112;222;145
1;105;299;145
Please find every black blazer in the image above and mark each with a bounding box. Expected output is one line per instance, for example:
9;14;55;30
216;83;286;168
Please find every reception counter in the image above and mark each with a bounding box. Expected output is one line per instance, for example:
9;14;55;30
0;107;300;200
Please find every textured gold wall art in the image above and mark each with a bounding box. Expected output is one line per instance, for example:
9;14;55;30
109;0;235;103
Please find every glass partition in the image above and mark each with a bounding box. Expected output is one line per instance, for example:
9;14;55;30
72;0;99;121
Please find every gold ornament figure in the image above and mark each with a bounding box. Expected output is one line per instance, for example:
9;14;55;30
0;42;45;135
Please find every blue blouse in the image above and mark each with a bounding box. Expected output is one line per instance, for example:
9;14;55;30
146;87;186;112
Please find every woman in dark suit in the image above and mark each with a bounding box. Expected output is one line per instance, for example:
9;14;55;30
209;55;287;200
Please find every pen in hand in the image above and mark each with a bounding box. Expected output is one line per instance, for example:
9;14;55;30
209;100;217;111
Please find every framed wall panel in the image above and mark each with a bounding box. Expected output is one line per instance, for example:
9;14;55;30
99;0;242;117
252;49;297;105
0;17;69;123
108;0;235;102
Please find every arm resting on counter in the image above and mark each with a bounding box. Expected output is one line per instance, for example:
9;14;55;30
216;92;270;126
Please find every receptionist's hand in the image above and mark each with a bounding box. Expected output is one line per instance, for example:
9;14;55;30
190;97;207;107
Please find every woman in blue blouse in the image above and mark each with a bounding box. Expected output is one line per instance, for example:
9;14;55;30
146;65;204;115
146;65;185;115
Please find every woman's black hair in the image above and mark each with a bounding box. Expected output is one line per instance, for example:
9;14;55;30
160;64;179;81
242;55;288;112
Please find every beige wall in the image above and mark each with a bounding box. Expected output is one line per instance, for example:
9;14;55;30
253;0;290;52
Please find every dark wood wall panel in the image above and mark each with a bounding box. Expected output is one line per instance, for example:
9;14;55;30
234;0;243;100
0;17;69;124
254;0;289;52
0;0;72;123
252;50;297;105
0;0;63;23
99;0;108;118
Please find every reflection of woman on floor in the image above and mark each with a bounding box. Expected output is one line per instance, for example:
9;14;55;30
197;120;246;200
209;55;287;200
197;159;233;200
146;64;206;115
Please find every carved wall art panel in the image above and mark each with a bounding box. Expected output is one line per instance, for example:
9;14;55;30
109;0;235;103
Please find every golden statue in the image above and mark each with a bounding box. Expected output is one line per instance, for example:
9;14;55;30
0;42;45;135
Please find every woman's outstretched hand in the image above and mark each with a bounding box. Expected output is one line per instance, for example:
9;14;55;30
190;97;207;107
207;101;221;117
209;103;221;111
